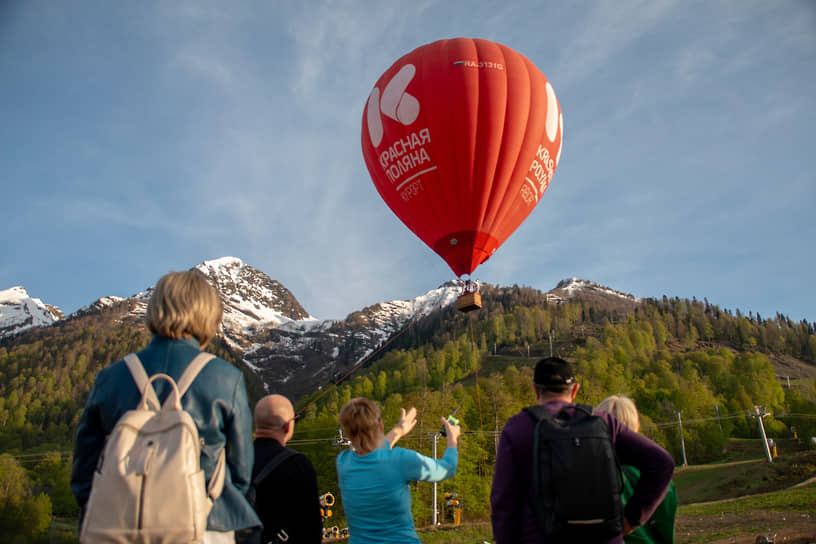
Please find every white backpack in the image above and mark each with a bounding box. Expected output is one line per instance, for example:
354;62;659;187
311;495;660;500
80;352;227;544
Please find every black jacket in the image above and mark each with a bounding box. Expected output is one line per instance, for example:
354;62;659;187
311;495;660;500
252;437;323;544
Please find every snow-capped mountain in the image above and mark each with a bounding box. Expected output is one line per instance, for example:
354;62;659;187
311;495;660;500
0;287;63;338
0;258;639;399
70;257;318;351
242;281;463;398
194;257;316;348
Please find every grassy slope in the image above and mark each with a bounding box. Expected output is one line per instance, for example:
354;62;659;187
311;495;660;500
673;444;816;504
414;445;816;544
672;447;816;543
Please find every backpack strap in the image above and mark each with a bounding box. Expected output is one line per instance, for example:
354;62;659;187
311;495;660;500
524;404;582;425
524;405;556;423
166;351;224;499
574;403;595;416
253;448;298;487
570;403;596;424
175;352;217;399
124;353;161;411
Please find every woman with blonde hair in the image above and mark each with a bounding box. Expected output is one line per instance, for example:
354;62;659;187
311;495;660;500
71;269;260;543
595;395;679;544
336;397;460;543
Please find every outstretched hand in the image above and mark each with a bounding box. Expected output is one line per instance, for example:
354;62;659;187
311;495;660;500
396;407;417;435
386;407;417;447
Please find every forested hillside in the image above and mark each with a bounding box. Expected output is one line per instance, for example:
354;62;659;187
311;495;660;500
0;284;814;539
291;287;816;527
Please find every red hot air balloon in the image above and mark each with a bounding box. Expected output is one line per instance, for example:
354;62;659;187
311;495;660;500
361;38;563;279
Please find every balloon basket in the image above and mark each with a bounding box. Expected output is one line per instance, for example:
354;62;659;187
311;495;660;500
457;292;482;313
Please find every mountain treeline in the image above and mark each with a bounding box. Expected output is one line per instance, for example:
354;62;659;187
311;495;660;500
0;286;814;539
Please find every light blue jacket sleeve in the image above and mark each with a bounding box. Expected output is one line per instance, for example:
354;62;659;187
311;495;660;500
399;446;458;482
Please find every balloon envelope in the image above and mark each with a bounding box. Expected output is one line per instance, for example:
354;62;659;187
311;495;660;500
361;38;563;276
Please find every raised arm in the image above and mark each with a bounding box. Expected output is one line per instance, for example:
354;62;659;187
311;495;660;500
386;407;417;447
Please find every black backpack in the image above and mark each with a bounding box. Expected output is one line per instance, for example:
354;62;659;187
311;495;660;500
524;403;624;541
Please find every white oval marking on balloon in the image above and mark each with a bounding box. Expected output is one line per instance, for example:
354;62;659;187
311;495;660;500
396;93;420;125
381;64;416;122
545;82;558;142
367;88;383;147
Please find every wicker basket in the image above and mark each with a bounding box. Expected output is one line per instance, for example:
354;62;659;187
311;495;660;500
457;292;482;312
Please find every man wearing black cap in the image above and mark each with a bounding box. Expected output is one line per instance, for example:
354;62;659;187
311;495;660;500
490;357;675;543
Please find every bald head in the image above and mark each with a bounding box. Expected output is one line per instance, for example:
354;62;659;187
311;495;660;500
254;394;295;444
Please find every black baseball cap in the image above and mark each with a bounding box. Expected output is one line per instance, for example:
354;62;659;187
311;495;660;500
533;357;576;387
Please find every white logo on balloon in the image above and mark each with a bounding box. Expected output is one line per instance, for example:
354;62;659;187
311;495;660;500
367;64;420;148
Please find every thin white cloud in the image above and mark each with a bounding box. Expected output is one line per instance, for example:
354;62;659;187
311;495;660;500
555;0;682;88
174;48;236;92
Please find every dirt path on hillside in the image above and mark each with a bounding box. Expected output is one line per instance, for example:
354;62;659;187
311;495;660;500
678;510;815;543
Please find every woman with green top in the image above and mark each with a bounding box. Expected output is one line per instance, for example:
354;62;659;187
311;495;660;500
595;395;679;544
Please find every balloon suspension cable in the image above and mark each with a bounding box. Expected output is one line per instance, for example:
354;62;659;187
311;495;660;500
468;312;488;477
296;318;417;419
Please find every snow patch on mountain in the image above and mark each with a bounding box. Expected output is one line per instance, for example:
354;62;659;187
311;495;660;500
76;295;126;314
240;280;465;399
195;257;317;337
360;281;463;342
0;286;63;338
555;277;639;301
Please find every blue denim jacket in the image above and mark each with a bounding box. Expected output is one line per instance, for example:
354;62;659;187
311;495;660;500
70;336;261;532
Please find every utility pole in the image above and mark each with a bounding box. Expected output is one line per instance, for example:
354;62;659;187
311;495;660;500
432;433;439;524
494;411;500;455
548;330;554;357
676;411;688;467
752;406;774;463
714;404;723;434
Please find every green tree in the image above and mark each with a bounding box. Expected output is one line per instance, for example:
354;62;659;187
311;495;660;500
33;451;78;517
0;454;52;540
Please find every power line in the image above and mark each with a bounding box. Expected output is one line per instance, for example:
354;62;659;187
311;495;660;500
4;409;809;462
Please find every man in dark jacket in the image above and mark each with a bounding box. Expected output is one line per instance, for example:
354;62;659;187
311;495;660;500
251;394;323;544
490;357;675;544
71;270;260;540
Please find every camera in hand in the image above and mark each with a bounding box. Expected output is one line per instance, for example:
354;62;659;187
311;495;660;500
440;415;459;437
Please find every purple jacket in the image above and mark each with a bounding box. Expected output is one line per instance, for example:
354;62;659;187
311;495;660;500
490;401;675;544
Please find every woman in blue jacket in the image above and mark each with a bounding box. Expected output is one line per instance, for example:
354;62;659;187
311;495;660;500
336;398;460;544
71;269;260;542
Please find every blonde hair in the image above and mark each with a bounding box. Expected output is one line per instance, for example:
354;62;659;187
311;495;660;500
338;398;382;454
146;270;223;347
595;395;640;432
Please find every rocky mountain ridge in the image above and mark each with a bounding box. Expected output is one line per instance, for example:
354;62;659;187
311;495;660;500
0;258;636;399
0;286;63;338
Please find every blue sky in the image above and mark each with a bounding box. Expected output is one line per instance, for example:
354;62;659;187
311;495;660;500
1;1;814;323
